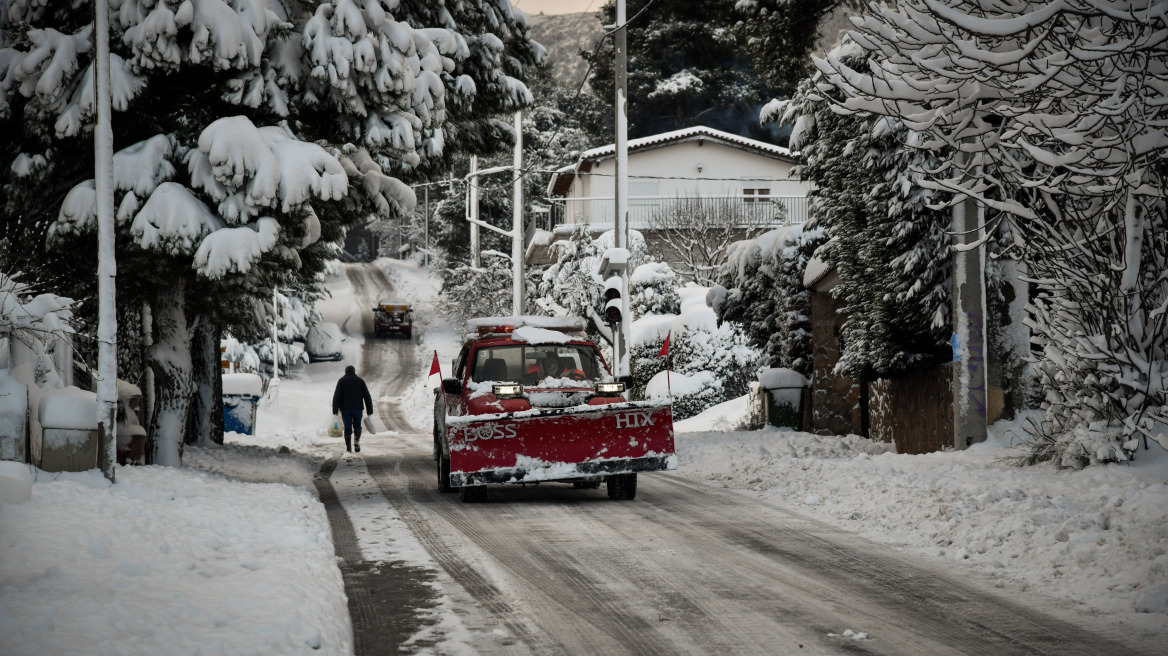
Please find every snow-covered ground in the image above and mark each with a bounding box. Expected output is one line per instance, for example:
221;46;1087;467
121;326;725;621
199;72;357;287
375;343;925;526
0;465;350;656
378;259;464;430
676;400;1168;635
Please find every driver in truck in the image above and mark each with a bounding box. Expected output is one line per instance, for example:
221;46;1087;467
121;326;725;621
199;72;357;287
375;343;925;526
527;352;585;382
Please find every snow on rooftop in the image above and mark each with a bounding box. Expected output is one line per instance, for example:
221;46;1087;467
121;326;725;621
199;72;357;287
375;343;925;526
511;326;574;345
578;125;795;162
223;373;264;397
759;367;809;389
38;386;98;430
804;254;832;289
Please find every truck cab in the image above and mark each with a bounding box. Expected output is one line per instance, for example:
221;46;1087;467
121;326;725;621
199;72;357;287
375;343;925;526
434;317;676;503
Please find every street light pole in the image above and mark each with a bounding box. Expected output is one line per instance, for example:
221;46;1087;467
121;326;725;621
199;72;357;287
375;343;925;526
614;0;631;376
93;0;118;482
469;155;480;268
512;111;525;316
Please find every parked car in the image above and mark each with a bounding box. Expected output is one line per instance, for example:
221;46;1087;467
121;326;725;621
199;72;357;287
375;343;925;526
306;321;344;362
374;299;413;339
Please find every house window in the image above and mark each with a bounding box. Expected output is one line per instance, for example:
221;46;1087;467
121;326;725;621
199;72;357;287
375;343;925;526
743;187;770;203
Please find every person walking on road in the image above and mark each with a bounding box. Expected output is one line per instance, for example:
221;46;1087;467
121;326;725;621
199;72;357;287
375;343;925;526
332;365;373;453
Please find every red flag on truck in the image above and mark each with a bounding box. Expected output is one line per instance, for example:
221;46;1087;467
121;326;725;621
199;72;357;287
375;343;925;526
429;350;441;377
659;333;672;397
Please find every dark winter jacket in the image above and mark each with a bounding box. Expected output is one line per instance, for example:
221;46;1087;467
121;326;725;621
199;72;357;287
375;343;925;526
333;373;373;415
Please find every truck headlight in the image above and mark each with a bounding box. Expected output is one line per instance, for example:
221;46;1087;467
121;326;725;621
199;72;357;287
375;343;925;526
493;384;523;399
595;381;625;396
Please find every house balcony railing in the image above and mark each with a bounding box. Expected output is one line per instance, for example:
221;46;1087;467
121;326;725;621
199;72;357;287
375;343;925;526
542;195;808;232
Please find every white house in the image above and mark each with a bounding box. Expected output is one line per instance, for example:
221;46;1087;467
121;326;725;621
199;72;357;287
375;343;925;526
542;125;810;232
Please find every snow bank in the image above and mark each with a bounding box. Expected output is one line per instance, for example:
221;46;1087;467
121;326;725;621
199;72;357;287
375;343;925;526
0;466;350;655
185;440;322;488
631;313;675;347
646;370;715;400
0;461;32;504
673;287;717;336
675;422;1168;624
674;393;752;433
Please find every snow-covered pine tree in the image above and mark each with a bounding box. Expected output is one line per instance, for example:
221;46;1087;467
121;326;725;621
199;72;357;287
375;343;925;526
812;0;1168;465
0;0;542;464
712;224;823;374
584;0;778;141
733;0;863;97
766;42;953;381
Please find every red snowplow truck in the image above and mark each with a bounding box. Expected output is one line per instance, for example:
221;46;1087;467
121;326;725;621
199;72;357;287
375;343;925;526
433;317;676;503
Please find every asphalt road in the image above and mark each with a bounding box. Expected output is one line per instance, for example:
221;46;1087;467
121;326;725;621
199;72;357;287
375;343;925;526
322;263;1150;656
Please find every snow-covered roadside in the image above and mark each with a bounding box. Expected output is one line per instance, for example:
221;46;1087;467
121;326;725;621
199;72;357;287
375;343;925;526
377;259;463;432
675;401;1168;635
0;465;351;656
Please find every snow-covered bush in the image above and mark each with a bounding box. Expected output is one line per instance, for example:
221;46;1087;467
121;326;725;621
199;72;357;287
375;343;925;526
630;288;760;420
629;262;681;316
0;271;74;385
713;224;823;373
811;1;1168;464
439;255;513;328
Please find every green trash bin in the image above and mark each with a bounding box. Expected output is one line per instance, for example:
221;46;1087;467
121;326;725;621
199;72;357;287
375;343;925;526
759;368;808;429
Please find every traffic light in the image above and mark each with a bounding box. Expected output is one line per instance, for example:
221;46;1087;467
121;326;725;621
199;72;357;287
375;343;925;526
604;276;622;323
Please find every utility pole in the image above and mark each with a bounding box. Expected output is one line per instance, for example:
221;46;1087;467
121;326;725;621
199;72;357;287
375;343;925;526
512;111;525;316
469;155;480;268
94;0;117;482
952;193;988;448
613;0;632;376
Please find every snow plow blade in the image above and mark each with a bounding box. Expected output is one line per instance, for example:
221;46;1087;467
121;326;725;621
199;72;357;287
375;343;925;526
444;402;676;487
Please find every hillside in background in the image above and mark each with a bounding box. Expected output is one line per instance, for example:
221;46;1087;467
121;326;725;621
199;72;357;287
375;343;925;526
529;11;602;90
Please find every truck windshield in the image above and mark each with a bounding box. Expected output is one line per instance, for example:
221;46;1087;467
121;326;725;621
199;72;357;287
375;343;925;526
470;345;605;384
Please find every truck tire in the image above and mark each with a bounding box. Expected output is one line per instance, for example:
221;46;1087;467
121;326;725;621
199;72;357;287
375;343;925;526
458;485;487;503
606;473;637;500
438;455;453;493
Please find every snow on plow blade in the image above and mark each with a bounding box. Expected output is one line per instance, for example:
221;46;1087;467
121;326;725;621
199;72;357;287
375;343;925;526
445;402;676;487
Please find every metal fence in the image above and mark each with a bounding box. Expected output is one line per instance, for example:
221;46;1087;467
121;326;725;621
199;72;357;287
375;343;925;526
543;195;808;231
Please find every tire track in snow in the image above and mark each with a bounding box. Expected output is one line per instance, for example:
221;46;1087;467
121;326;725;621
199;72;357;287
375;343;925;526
364;454;558;655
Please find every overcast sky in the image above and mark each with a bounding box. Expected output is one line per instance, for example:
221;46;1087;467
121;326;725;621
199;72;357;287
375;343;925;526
515;0;601;16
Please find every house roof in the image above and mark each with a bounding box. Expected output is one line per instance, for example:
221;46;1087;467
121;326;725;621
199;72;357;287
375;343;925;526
546;125;797;197
581;125;795;162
